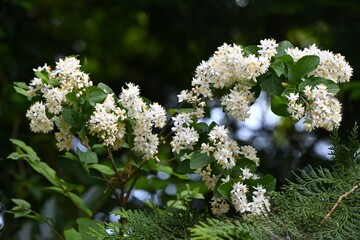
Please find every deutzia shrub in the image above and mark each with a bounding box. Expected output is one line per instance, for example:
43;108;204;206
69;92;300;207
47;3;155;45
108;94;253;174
10;38;353;238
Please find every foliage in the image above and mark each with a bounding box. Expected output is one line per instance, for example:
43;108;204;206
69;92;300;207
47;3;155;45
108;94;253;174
190;124;360;239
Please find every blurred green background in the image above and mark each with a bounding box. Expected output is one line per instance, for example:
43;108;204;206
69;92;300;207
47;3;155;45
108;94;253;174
1;0;359;238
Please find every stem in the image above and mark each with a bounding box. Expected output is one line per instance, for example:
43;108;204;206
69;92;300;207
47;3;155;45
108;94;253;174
107;147;126;208
320;182;360;225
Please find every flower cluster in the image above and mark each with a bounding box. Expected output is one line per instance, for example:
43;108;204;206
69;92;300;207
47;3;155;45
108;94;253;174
287;84;342;131
231;183;270;215
170;113;199;154
26;57;93;147
118;83;167;160
88;94;127;150
195;125;267;215
286;44;353;83
25;58;167;160
177;39;277;121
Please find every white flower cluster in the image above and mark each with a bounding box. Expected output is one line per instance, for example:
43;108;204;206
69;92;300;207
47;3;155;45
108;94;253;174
26;101;54;133
231;183;270;215
170;113;199;154
26;57;93;149
88;94;127;150
178;39;278;121
195;164;219;191
54;117;73;151
286;44;353;83
119;83;167;160
210;196;230;215
287;84;342;131
201;125;240;169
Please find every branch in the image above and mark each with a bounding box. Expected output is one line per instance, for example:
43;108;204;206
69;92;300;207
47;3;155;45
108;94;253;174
321;182;360;225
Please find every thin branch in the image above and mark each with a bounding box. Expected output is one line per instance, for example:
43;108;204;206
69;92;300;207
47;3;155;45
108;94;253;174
321;182;360;225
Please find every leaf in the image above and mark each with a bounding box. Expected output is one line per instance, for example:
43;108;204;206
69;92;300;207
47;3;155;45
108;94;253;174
270;61;286;77
86;86;107;106
9;139;38;158
97;82;114;94
66;92;78;107
64;228;82;240
190;151;214;169
288;55;320;85
14;86;30;97
12;198;31;209
217;180;238;201
275;54;294;65
88;164;115;176
243;45;260;55
298;77;340;94
260;75;284;96
155;164;189;180
275;40;294;57
77;148;98;164
176;159;193;174
61;152;79;161
77;218;104;240
271;95;289;117
34;70;49;83
244;174;276;192
68;193;92;217
194;122;209;134
62;107;81;128
168;108;195;115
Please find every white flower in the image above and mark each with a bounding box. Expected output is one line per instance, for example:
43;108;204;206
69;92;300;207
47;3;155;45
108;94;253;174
302;84;342;131
43;87;66;114
258;38;278;58
240;145;260;166
241;167;253;180
286;44;353;83
195;165;219;191
26;101;54;133
221;84;255;121
148;102;167;128
210;197;229;215
231;182;251;213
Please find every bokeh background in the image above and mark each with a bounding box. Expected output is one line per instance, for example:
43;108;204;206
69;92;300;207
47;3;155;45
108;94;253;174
1;0;359;238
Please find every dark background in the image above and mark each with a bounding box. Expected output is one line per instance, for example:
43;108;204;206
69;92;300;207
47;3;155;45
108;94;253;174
0;0;359;238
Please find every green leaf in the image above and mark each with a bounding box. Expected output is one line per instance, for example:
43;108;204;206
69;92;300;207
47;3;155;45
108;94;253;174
34;70;49;83
12;198;31;209
88;164;115;176
275;40;294;57
168;108;195;115
217;180;238;201
14;86;30;97
190;151;214;169
275;54;294;65
66;92;79;107
77;149;98;164
271;95;289;117
176;159;193;174
77;218;104;240
260;75;284;96
244;174;276;192
288;55;320;85
194;122;209;134
243;45;260;55
60;152;79;161
97;82;114;94
298;77;340;94
64;228;82;240
68;193;92;217
86;86;107;106
9;139;38;158
62;107;81;128
270;61;286;77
